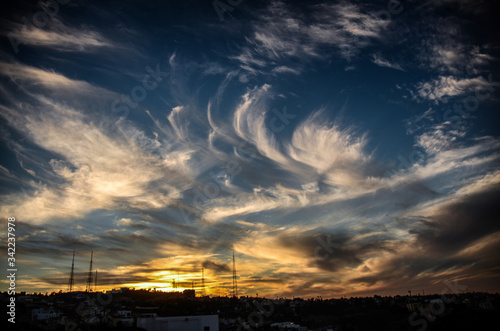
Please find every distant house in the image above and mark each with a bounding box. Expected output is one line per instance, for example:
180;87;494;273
118;310;132;318
117;310;134;326
32;308;59;320
407;302;421;312
270;321;307;330
183;289;196;299
137;315;218;331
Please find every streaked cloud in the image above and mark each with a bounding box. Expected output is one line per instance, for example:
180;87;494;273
0;61;110;93
232;1;390;76
413;75;492;103
5;18;112;52
371;54;404;71
287;111;369;187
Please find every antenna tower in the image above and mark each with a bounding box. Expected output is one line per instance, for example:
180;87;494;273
86;251;93;292
67;251;75;292
232;249;238;298
202;267;206;296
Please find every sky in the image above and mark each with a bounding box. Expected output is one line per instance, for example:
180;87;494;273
0;0;499;298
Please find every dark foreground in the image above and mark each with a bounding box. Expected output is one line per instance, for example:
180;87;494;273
2;289;498;330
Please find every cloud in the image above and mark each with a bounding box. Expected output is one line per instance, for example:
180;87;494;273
414;10;495;76
229;83;372;191
287;112;370;187
5;18;113;52
388;133;500;191
228;224;398;297
115;218;151;229
415;122;466;155
425;42;493;75
410;184;500;255
413;75;492;103
430;44;494;74
282;232;390;273
233;1;390;75
272;66;301;75
202;260;231;273
404;108;435;135
232;84;291;168
348;177;500;293
0;61;111;94
371;54;404;71
0;67;198;224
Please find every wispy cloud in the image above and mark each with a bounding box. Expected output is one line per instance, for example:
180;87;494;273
287;111;370;187
0;63;197;224
5;18;113;52
423;40;494;75
0;61;111;94
232;1;390;76
272;66;301;75
371;54;404;71
413;75;492;103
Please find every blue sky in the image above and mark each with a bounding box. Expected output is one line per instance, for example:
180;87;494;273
1;0;499;297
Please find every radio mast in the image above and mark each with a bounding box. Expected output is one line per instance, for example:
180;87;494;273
86;251;93;292
67;251;75;292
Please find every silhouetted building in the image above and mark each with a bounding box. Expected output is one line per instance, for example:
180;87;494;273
137;314;218;331
183;289;196;299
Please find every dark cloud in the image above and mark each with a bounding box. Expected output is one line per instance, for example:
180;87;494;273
202;260;231;273
245;276;284;284
40;271;156;288
276;231;390;272
350;186;500;292
410;184;500;254
350;254;475;287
